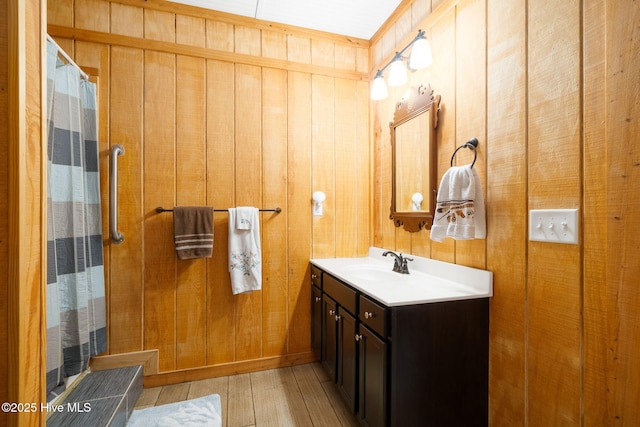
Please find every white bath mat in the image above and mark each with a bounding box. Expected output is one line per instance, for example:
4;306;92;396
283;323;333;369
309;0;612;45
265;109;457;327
127;394;222;427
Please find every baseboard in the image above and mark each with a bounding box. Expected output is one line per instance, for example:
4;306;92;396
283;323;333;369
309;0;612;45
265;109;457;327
90;350;159;376
143;351;317;388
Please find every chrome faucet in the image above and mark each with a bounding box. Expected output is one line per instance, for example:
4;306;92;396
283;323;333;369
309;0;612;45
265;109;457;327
382;251;414;274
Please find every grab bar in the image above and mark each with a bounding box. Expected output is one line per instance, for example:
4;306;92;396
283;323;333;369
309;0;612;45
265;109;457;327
110;144;125;244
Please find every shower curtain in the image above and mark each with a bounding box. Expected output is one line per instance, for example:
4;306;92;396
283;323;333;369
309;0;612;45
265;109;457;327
45;39;107;401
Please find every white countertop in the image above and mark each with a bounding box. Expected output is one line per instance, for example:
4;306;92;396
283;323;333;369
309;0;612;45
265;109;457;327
311;247;493;307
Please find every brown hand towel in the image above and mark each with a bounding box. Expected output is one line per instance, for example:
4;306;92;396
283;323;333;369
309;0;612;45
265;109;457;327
173;206;213;260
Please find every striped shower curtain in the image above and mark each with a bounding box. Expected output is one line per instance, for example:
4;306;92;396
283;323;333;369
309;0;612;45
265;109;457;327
46;40;107;401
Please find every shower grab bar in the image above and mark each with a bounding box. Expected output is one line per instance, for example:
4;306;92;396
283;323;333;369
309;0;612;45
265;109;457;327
110;144;125;244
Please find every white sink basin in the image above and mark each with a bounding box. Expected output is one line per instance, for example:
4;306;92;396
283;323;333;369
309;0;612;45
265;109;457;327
342;263;404;282
311;247;493;307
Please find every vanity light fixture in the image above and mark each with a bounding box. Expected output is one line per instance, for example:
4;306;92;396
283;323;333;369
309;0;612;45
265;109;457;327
408;34;433;70
370;30;433;100
388;53;408;87
371;71;389;100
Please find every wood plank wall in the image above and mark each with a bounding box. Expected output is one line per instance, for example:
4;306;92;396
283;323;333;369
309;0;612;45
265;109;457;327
372;0;640;425
5;0;635;424
2;0;48;425
47;0;371;385
603;2;640;423
0;2;9;423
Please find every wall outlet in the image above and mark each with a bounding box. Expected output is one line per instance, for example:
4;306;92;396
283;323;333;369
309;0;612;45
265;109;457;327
529;209;579;244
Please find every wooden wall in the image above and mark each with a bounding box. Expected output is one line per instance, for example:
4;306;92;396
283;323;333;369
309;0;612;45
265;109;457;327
6;0;637;425
47;0;371;385
2;0;48;425
0;1;9;423
372;0;640;425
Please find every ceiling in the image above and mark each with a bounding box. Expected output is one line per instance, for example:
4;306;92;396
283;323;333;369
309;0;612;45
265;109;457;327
166;0;403;40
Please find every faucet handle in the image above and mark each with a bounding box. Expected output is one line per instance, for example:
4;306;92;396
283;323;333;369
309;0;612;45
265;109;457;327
400;256;413;274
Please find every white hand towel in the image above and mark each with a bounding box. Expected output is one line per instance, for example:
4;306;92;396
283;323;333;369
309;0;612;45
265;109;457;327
228;207;262;294
430;165;486;242
235;206;255;230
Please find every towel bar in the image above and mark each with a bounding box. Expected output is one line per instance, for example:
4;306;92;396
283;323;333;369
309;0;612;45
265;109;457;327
155;206;282;214
450;137;478;168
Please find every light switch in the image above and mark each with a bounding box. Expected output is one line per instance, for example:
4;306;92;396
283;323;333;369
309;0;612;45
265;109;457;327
529;209;579;244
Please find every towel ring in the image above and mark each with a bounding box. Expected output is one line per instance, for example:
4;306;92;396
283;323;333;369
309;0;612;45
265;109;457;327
450;137;479;168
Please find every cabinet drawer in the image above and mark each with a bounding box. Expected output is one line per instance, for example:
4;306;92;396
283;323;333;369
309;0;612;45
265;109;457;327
323;274;357;315
359;295;388;338
311;265;322;288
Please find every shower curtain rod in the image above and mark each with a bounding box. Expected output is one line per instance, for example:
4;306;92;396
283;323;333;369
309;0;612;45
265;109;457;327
46;34;90;80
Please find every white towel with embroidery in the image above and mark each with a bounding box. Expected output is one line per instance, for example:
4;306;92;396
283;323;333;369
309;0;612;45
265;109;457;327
430;165;486;242
228;207;262;294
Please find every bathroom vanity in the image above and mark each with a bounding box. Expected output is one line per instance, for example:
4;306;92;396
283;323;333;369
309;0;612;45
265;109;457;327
310;247;492;427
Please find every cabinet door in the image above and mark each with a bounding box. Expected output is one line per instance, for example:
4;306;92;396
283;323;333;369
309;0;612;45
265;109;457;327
322;296;338;381
358;324;387;427
311;285;322;359
337;308;357;413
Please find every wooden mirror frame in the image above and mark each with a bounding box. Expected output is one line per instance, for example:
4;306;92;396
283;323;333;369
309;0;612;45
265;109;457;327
389;83;440;232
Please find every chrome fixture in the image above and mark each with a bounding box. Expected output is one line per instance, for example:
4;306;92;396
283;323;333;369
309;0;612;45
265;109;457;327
382;250;414;274
110;144;125;244
371;30;433;100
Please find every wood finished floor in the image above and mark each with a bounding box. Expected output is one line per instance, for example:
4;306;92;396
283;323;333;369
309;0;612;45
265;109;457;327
134;362;360;427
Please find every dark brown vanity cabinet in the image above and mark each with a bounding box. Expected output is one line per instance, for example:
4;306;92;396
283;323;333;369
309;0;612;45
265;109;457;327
357;294;389;427
321;295;338;379
312;265;358;413
338;308;358;411
357;323;387;427
321;273;358;412
311;284;323;358
389;298;489;426
311;265;323;361
310;264;489;427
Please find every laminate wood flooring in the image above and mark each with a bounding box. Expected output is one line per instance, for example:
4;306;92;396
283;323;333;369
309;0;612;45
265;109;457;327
134;362;360;427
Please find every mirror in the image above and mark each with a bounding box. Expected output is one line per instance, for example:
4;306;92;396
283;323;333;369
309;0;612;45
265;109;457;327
390;84;440;232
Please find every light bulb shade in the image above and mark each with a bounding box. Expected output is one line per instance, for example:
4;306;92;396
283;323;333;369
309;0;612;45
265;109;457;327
409;37;432;70
370;75;388;100
312;191;326;216
411;192;423;211
388;58;408;87
312;191;326;203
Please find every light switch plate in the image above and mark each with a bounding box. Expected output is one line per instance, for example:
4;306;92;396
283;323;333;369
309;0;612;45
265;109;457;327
529;209;579;244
